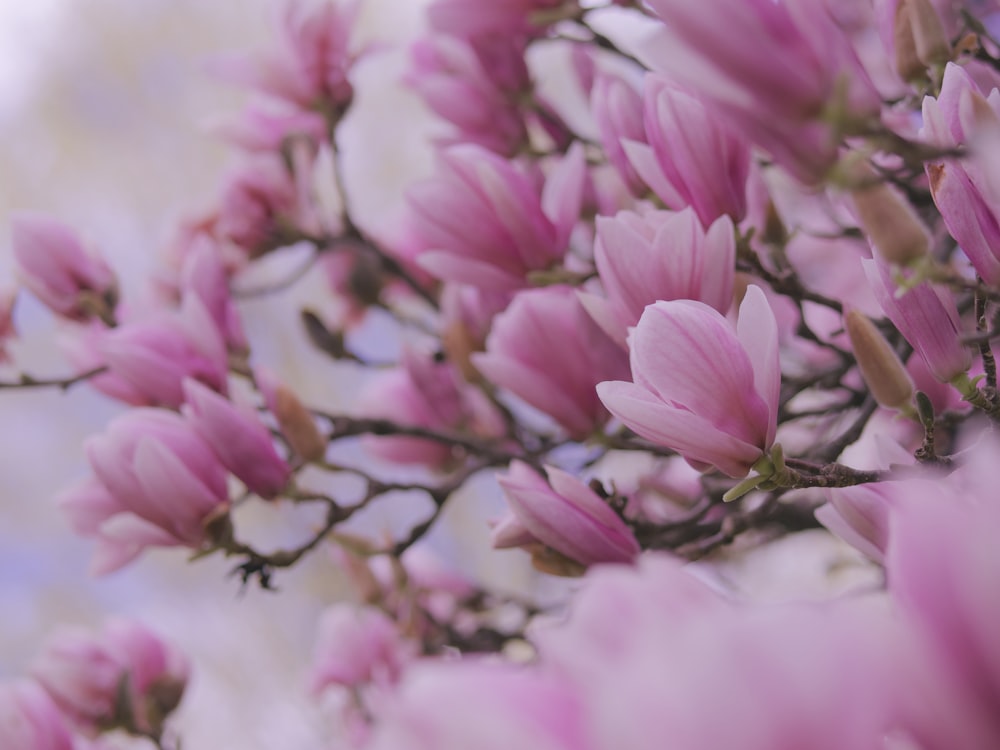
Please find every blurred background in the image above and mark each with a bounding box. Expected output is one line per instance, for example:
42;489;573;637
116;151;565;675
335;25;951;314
0;2;451;747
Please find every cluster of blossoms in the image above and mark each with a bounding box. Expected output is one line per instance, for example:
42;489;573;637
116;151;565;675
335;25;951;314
5;0;1000;747
1;619;188;749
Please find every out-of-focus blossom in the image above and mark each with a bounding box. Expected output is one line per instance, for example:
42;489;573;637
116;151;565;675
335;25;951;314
0;680;75;750
641;0;881;181
408;143;586;290
817;480;898;562
209;156;320;258
874;0;953;82
591;73;646;197
922;62;1000;285
427;0;564;40
598;285;779;478
582;208;735;345
862;258;971;383
473;285;629;439
216;0;359;114
364;661;589;750
67;409;230;573
534;556;902;750
440;284;511;379
886;441;1000;748
207;105;327;153
31;619;189;736
58;324;153;407
182;379;291;499
310;605;412;692
408;36;529;156
99;295;229;408
357;348;506;468
10;215;117;321
493;461;639;569
179;237;247;352
638;75;750;225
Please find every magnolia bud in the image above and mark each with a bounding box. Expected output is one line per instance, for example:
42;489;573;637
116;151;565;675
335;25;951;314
909;0;951;68
849;162;930;265
273;384;326;462
844;309;914;411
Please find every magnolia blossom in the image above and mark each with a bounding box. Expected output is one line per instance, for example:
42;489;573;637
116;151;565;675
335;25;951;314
598;285;779;478
862;258;971;383
310;605;412;692
493;461;640;569
427;0;564;39
31;619;189;735
10;215;116;321
635;75;750;225
640;0;880;180
591;73;646;197
409;143;586;289
408;36;528;156
0;681;75;750
64;409;230;573
473;285;630;439
215;0;359;111
181;379;291;499
582;207;735;345
364;661;589;750
100;295;229;408
0;286;16;364
922;62;1000;285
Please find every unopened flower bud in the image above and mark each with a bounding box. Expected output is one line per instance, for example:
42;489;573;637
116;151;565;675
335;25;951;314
909;0;950;68
844;309;915;411
273;384;326;462
894;0;925;83
849;162;930;265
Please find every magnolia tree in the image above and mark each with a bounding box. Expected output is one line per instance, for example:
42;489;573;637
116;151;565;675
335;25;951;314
4;0;1000;747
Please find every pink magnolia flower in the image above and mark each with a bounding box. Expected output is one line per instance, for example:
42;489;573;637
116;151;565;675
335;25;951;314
210;155;318;258
58;323;153;407
597;285;780;478
817;481;897;563
357;348;506;468
885;442;1000;748
922;62;1000;285
216;0;359;112
182;379;291;499
637;75;750;225
364;661;590;750
31;619;189;736
179;237;247;352
99;295;229;408
862;258;971;383
473;285;630;439
408;143;586;290
309;605;412;692
641;0;880;181
70;409;230;571
10;215;116;321
535;556;903;750
408;36;529;156
493;461;640;568
591;73;646;197
0;681;75;750
582;208;735;345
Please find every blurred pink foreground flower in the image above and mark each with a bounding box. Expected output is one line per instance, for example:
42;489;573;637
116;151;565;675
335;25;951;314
31;619;189;736
0;681;75;750
598;285;779;478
